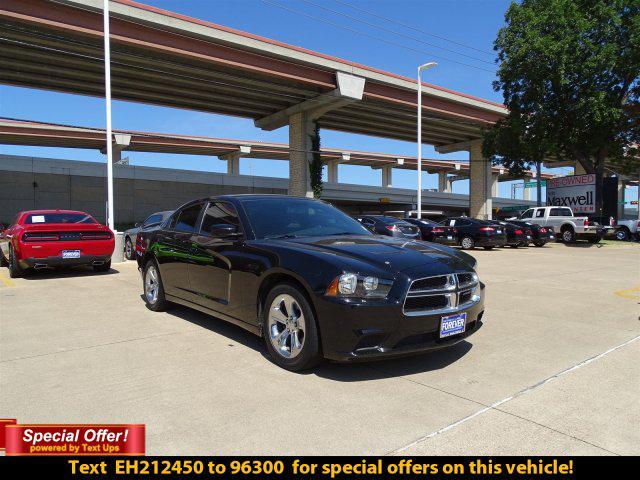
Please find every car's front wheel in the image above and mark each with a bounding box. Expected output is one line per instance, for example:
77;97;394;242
124;237;135;260
143;259;169;311
533;240;546;247
263;284;321;372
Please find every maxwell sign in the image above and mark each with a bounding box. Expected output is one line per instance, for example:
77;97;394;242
546;174;595;213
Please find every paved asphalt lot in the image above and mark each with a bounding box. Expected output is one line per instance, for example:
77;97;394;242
1;241;638;455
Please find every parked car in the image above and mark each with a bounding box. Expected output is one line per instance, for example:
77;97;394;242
123;211;172;260
0;210;114;278
439;217;507;250
402;218;458;246
610;218;640;241
137;195;485;371
512;207;603;243
487;220;526;248
508;220;555;247
356;215;420;239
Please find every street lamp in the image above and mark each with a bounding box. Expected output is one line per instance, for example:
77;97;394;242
417;62;437;219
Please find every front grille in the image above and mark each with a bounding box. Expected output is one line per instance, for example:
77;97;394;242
403;273;479;316
404;294;450;311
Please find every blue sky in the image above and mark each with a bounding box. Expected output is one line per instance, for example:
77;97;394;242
0;0;619;202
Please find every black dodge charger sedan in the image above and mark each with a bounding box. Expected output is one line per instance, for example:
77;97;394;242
137;195;485;371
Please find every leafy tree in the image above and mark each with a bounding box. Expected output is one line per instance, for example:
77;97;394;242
484;0;640;216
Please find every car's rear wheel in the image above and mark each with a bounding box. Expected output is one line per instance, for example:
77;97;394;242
561;227;576;243
124;237;135;260
0;250;7;267
460;237;475;250
93;260;111;273
8;247;24;278
482;246;494;250
263;284;321;372
143;259;169;312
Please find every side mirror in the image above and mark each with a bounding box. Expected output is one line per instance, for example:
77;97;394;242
209;224;239;238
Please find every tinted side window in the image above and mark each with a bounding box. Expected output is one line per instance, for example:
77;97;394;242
550;208;563;217
561;208;573;216
200;202;241;234
174;204;203;233
143;214;162;226
535;209;545;218
521;209;533;219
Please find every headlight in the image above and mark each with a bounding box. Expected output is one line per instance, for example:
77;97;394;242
326;273;392;299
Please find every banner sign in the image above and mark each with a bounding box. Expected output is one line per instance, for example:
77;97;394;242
546;174;595;213
0;419;17;450
4;424;145;456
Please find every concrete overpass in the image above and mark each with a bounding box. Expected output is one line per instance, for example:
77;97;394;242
0;0;509;218
0;154;539;226
0;118;554;196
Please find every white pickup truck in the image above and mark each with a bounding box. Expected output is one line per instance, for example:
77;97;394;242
511;206;604;243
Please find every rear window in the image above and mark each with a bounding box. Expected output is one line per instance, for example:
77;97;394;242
24;213;96;224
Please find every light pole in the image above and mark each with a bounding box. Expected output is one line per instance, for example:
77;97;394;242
103;0;114;231
417;62;437;219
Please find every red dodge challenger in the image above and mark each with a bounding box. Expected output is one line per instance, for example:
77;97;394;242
0;210;115;278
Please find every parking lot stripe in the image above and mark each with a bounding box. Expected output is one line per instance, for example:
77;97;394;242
614;285;640;301
390;333;640;454
0;277;15;288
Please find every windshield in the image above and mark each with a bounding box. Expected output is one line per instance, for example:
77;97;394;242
24;213;96;224
241;198;371;239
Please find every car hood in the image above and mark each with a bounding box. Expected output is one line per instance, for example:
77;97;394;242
279;235;476;273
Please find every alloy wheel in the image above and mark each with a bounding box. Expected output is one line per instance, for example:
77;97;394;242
145;265;159;304
461;237;473;249
125;239;133;258
268;294;306;359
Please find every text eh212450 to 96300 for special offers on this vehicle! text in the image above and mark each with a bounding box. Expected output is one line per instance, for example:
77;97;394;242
134;195;485;371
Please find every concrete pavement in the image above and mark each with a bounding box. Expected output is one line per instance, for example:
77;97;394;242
1;241;638;455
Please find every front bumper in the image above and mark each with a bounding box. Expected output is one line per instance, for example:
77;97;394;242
314;285;485;362
20;255;111;269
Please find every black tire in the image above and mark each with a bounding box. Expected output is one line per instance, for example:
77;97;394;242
0;250;7;267
262;283;322;372
615;228;630;241
8;246;24;278
533;241;546;247
93;260;111;273
460;236;475;250
124;237;135;260
143;259;169;312
482;246;494;250
561;227;576;243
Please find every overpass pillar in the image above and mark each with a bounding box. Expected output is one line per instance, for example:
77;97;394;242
288;111;316;197
438;171;452;193
491;173;499;198
219;145;251;176
469;140;493;220
326;160;339;183
381;166;393;188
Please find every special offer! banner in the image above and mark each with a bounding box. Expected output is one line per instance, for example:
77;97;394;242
4;424;145;456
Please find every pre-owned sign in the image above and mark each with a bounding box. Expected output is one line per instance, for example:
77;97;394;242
546;174;595;213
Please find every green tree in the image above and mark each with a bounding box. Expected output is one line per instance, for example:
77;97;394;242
484;0;640;216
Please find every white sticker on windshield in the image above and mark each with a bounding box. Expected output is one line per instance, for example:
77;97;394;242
31;215;45;223
449;220;455;226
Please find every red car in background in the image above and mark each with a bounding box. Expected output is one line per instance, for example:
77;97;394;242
0;210;114;278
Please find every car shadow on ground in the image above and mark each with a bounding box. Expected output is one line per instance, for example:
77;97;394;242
19;266;120;279
158;300;473;380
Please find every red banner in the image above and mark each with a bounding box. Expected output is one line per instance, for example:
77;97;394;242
5;424;145;456
0;419;17;450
